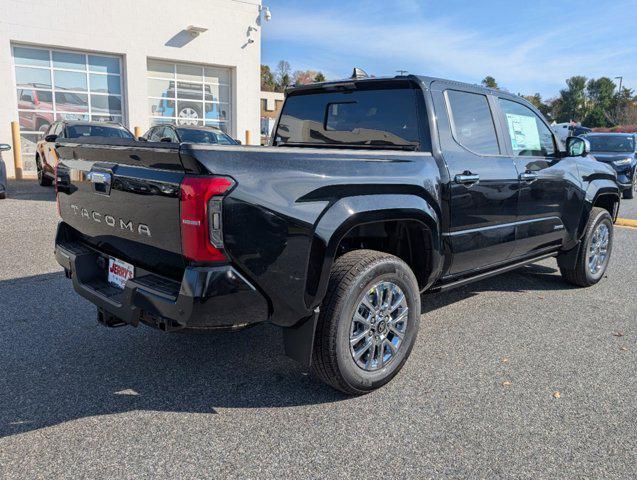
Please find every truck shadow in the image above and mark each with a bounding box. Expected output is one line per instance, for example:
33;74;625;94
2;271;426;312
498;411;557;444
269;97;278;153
421;262;574;315
5;180;56;202
0;263;569;437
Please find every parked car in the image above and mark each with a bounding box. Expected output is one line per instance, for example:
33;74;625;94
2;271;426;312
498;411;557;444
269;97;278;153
35;121;134;186
583;133;636;199
17;89;90;133
142;124;239;145
0;143;10;199
552;122;592;142
53;73;620;394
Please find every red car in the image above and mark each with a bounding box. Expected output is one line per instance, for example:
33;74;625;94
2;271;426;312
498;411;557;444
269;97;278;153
35;121;134;186
17;89;89;133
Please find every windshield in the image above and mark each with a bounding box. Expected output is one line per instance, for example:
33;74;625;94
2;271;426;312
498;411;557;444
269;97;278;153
274;85;429;150
586;135;635;153
177;128;236;145
66;125;134;139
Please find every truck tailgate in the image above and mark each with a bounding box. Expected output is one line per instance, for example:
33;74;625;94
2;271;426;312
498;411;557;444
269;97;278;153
55;140;187;279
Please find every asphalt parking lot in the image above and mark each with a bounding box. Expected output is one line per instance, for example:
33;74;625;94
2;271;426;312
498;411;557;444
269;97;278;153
0;180;635;479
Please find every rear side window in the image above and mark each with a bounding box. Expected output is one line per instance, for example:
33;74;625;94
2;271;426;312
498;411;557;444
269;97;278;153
274;85;430;150
499;99;556;157
446;90;500;155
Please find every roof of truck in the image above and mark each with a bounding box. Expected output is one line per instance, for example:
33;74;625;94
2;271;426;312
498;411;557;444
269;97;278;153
287;73;516;100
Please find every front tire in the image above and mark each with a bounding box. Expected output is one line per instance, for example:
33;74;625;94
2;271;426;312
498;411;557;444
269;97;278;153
558;207;613;287
623;174;635;199
312;250;421;395
36;156;52;187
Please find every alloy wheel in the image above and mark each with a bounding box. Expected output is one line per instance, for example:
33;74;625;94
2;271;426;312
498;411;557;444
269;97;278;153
178;107;199;126
588;223;610;275
349;281;408;371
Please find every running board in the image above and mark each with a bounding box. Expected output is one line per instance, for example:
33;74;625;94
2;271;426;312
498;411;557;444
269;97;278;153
428;252;558;293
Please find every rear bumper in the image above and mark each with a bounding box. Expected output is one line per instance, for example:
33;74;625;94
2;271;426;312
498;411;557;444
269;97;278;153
55;236;269;331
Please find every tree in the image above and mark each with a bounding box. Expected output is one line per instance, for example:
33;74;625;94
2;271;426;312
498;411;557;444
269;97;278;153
522;93;553;119
611;87;637;126
586;77;616;110
293;70;320;86
554;76;588;123
314;72;326;83
260;65;276;92
481;76;498;89
276;60;291;91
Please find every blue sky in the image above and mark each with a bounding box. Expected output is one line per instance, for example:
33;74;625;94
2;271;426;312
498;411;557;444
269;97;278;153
261;0;636;99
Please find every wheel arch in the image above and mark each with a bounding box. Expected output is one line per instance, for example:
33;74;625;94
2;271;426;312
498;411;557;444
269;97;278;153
305;194;442;310
586;181;621;223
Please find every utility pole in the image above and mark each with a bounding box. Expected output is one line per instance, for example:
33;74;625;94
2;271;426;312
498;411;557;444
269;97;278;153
396;70;408;76
615;76;624;123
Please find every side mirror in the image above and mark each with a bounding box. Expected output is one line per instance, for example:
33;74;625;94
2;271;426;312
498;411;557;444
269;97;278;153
159;137;172;143
44;134;58;143
566;136;590;157
0;143;11;152
234;139;242;145
137;136;148;142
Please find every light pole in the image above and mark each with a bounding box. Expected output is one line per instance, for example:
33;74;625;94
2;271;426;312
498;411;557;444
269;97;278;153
615;76;624;123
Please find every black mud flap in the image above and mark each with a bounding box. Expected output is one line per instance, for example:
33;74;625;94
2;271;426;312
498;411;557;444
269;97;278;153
282;308;320;368
557;241;582;270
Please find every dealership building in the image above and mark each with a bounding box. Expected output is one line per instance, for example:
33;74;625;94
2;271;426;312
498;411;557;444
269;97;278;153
0;0;262;177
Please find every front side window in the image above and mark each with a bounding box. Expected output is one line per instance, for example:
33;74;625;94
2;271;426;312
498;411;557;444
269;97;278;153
161;127;179;142
499;99;555;157
147;127;162;142
274;85;429;150
446;90;500;155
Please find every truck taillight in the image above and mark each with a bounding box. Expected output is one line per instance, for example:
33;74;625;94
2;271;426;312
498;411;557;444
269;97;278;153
180;176;234;263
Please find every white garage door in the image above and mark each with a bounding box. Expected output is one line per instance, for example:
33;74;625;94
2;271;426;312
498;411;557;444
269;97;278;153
147;59;232;134
12;44;124;172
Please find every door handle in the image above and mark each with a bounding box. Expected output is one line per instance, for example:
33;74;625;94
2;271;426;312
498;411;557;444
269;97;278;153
454;173;480;185
519;172;538;182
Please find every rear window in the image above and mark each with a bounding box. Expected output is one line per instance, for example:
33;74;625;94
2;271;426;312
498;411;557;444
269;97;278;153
274;85;429;150
65;125;134;139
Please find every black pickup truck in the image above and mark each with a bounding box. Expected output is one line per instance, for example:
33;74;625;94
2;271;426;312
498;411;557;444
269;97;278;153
54;74;620;394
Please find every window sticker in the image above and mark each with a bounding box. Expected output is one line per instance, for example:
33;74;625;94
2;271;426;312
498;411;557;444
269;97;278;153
505;113;541;152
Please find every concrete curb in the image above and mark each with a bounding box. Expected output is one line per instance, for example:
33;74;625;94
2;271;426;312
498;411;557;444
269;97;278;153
616;218;637;229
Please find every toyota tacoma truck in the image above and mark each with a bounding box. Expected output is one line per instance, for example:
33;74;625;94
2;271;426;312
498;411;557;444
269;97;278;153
54;73;621;394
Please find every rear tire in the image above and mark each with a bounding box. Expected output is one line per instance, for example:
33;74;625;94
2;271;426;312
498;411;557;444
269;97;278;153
312;250;421;395
558;207;613;287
